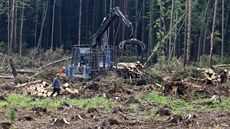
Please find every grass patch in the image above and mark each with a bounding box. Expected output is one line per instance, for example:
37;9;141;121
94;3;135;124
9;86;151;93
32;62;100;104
130;103;138;111
145;91;230;115
0;94;114;110
66;97;114;109
147;91;170;105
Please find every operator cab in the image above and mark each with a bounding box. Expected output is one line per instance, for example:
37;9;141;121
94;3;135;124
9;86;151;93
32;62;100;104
70;45;91;78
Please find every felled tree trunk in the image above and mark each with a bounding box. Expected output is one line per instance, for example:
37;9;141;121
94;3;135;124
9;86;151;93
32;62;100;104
9;57;17;78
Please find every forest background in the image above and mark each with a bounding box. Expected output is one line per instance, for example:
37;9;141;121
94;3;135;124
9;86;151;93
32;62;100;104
0;0;230;66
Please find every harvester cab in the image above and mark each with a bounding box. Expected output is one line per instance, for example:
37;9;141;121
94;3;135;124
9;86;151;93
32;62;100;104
70;46;91;78
68;7;145;79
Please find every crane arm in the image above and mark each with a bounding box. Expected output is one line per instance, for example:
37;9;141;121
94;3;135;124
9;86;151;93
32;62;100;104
90;7;134;47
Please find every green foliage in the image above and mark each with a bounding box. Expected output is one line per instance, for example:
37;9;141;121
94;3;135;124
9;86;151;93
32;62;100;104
197;55;230;67
155;57;183;74
0;2;3;15
172;66;204;80
119;56;140;62
214;31;222;43
157;56;167;67
145;91;230;115
0;101;8;108
30;97;62;108
9;108;16;121
197;55;210;67
222;56;230;64
0;41;5;53
142;68;164;84
6;94;31;108
18;0;30;8
147;91;170;105
42;48;64;62
1;94;114;110
66;97;114;109
130;103;138;111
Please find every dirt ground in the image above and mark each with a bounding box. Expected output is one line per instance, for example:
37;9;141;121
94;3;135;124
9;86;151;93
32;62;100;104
0;104;229;129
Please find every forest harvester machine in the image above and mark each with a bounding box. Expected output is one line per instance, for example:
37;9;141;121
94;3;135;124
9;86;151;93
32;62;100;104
68;7;145;79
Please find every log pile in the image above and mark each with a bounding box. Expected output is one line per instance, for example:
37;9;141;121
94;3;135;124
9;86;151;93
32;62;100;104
116;61;144;76
21;81;51;97
199;68;229;85
19;81;79;97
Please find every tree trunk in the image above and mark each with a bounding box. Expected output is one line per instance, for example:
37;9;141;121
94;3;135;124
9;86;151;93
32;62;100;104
134;0;139;59
141;0;145;44
209;0;218;66
9;58;17;78
148;0;154;65
173;11;178;57
34;0;38;48
160;0;167;58
202;0;211;56
134;0;138;38
224;1;229;29
19;0;25;57
51;0;56;50
183;0;188;67
202;12;212;55
13;0;17;53
197;29;202;62
7;0;10;55
78;0;82;46
37;0;48;49
221;0;224;63
59;0;62;47
186;0;192;64
9;0;16;56
141;0;145;61
168;0;174;61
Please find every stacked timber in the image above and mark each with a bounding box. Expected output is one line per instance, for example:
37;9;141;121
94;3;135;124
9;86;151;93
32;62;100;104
116;61;144;76
21;81;50;97
19;81;79;97
61;83;79;94
198;68;229;85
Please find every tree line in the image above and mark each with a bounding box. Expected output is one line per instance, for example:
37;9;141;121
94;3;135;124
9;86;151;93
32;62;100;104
0;0;229;66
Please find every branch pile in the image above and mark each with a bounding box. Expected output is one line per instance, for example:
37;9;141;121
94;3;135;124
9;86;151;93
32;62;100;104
163;68;230;98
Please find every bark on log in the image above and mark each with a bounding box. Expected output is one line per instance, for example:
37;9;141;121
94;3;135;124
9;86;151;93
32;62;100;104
9;58;17;78
15;80;42;88
0;75;14;79
39;57;72;70
17;69;37;74
213;64;230;68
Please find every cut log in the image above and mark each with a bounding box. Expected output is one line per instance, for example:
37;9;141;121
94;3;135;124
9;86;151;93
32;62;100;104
16;69;37;74
39;57;72;70
64;83;69;87
116;62;143;76
15;80;42;88
0;75;14;79
213;64;230;68
47;92;52;96
38;92;43;97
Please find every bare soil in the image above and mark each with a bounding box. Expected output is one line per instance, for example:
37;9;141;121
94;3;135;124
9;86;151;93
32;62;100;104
0;103;229;129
